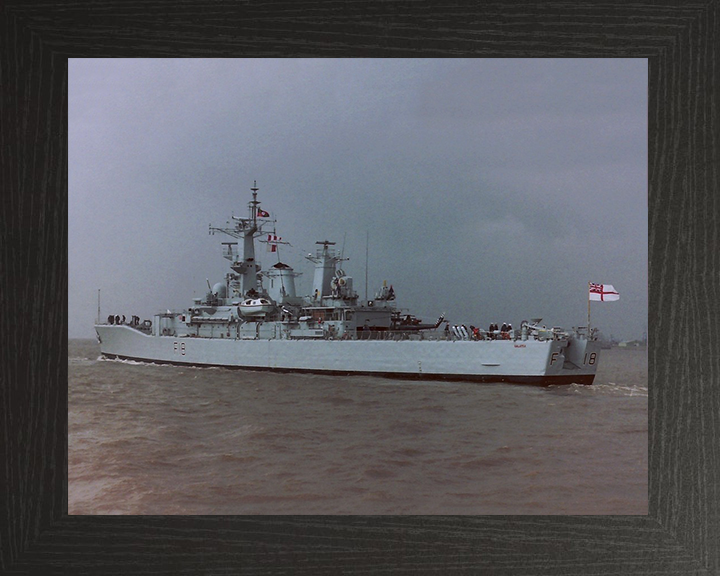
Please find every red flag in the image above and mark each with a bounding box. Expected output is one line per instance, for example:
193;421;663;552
266;234;281;252
257;207;270;218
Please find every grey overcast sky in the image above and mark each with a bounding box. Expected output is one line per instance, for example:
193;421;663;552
69;58;647;341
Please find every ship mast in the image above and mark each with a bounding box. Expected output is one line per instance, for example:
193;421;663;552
209;181;269;298
250;181;259;226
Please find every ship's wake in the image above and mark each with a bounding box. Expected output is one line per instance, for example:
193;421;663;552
548;381;647;397
97;356;151;367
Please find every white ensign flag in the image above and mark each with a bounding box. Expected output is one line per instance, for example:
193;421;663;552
589;283;619;301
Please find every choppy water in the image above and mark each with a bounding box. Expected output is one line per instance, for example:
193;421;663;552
69;340;647;514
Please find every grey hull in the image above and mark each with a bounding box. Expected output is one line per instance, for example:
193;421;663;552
96;325;600;385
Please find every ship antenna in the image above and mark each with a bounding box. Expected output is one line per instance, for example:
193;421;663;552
365;230;369;301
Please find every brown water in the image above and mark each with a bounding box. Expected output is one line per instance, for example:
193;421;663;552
69;340;647;515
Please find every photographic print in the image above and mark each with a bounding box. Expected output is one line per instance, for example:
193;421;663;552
69;58;648;515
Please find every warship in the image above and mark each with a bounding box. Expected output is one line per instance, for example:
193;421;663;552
95;183;601;385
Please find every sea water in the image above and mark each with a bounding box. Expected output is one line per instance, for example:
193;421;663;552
69;340;647;514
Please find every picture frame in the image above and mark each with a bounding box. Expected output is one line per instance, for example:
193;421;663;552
2;2;715;573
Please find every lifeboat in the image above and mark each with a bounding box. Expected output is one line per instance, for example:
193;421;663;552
238;298;275;317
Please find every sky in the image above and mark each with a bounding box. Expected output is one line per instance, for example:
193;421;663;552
69;59;647;341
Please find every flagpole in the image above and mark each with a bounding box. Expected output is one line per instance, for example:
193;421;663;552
587;281;591;336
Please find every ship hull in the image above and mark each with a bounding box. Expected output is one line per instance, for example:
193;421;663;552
95;325;600;386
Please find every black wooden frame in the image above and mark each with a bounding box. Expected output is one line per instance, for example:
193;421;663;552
2;2;717;574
